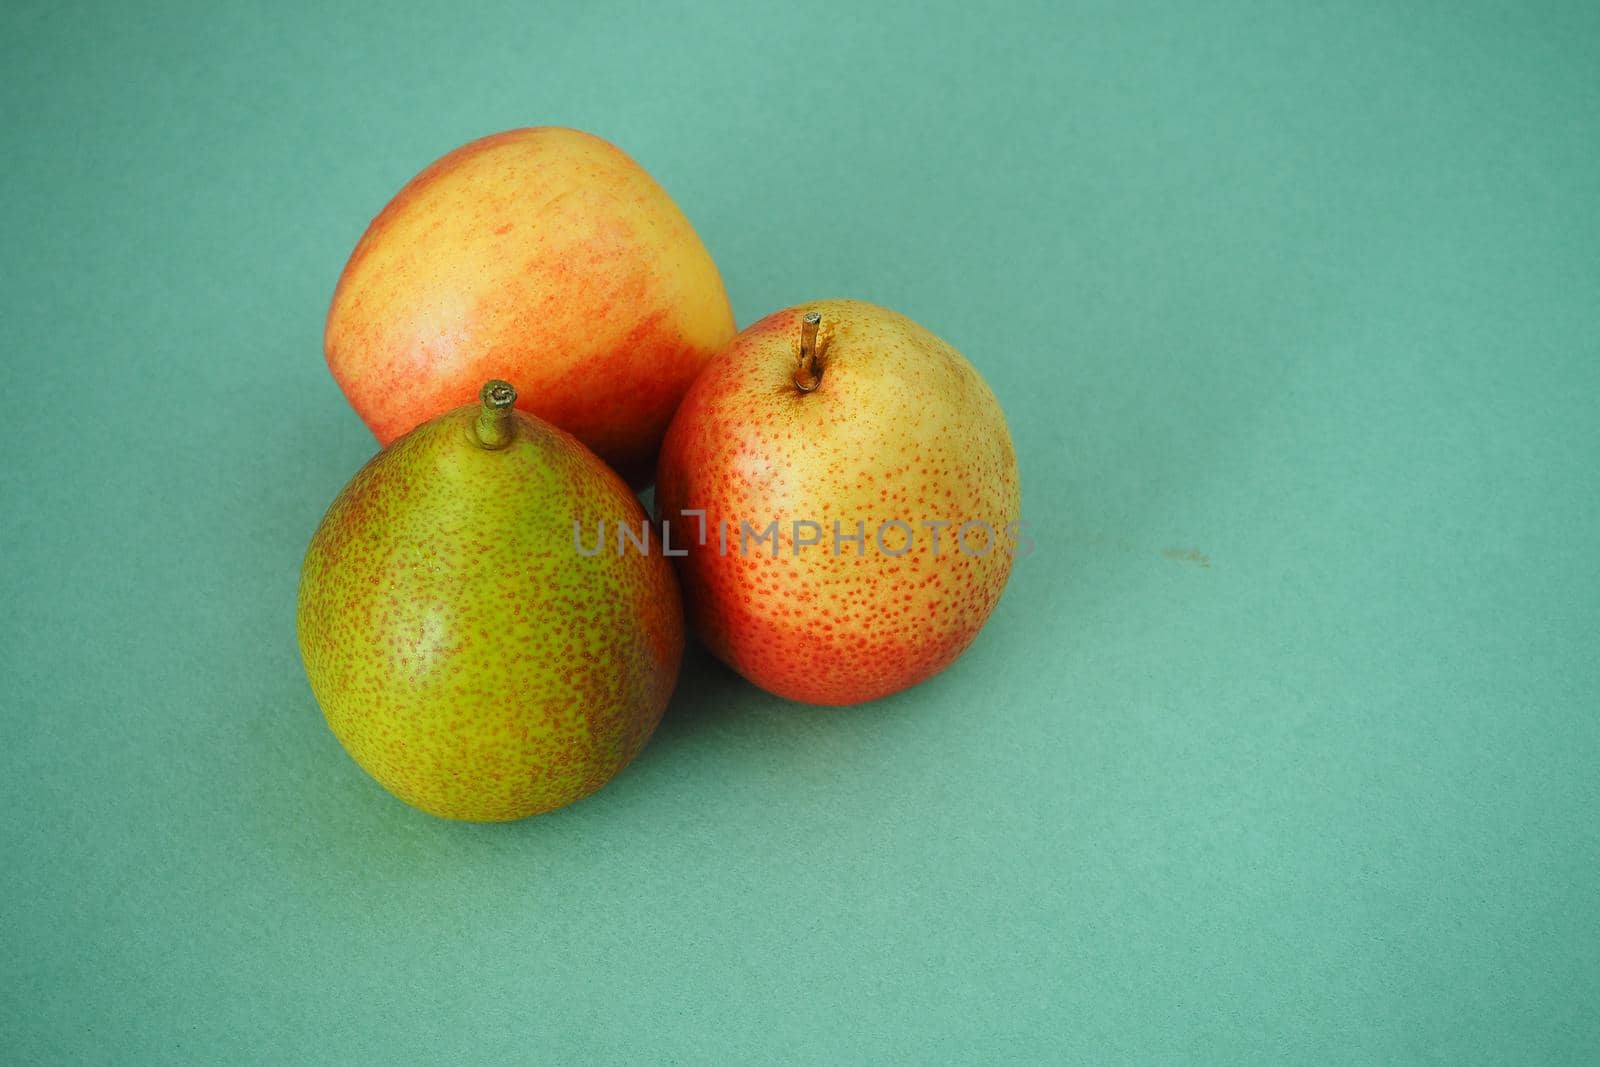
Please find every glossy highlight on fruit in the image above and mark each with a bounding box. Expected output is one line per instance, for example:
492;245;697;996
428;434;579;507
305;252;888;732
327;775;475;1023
324;127;735;486
656;300;1021;706
297;382;683;820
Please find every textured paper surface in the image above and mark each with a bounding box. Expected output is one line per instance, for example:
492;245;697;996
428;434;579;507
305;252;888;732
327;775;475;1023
3;0;1598;1061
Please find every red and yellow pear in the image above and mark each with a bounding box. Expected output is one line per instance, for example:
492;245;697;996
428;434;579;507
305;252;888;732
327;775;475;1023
656;300;1022;706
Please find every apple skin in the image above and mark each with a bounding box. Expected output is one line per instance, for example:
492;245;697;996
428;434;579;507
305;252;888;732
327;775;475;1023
655;300;1021;706
325;127;735;485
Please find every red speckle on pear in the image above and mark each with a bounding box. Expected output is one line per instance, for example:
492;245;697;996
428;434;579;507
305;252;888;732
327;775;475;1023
656;300;1021;706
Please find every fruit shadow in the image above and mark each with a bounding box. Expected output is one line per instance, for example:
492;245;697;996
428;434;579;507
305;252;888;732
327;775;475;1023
636;637;767;758
628;484;797;757
628;628;936;778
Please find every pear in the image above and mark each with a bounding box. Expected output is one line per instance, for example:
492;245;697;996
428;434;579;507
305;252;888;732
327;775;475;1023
297;381;683;821
655;301;1021;706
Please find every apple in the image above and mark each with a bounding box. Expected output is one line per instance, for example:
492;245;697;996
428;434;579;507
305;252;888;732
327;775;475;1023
324;127;734;485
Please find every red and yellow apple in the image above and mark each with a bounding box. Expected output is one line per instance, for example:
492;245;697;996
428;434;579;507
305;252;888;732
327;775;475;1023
656;300;1022;706
325;127;735;484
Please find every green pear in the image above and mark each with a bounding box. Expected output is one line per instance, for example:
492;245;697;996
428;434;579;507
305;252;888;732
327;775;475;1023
296;381;683;821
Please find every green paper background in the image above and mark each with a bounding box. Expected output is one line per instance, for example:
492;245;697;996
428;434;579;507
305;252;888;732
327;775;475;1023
4;1;1598;1061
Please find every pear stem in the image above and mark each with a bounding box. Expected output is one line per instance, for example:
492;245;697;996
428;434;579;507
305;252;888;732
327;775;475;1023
794;311;823;393
474;380;518;450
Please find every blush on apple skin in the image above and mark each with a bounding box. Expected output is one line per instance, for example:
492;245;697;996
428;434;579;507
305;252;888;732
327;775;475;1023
325;127;735;487
656;300;1022;707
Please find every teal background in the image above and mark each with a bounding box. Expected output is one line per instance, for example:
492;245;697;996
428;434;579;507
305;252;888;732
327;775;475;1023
3;0;1598;1061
